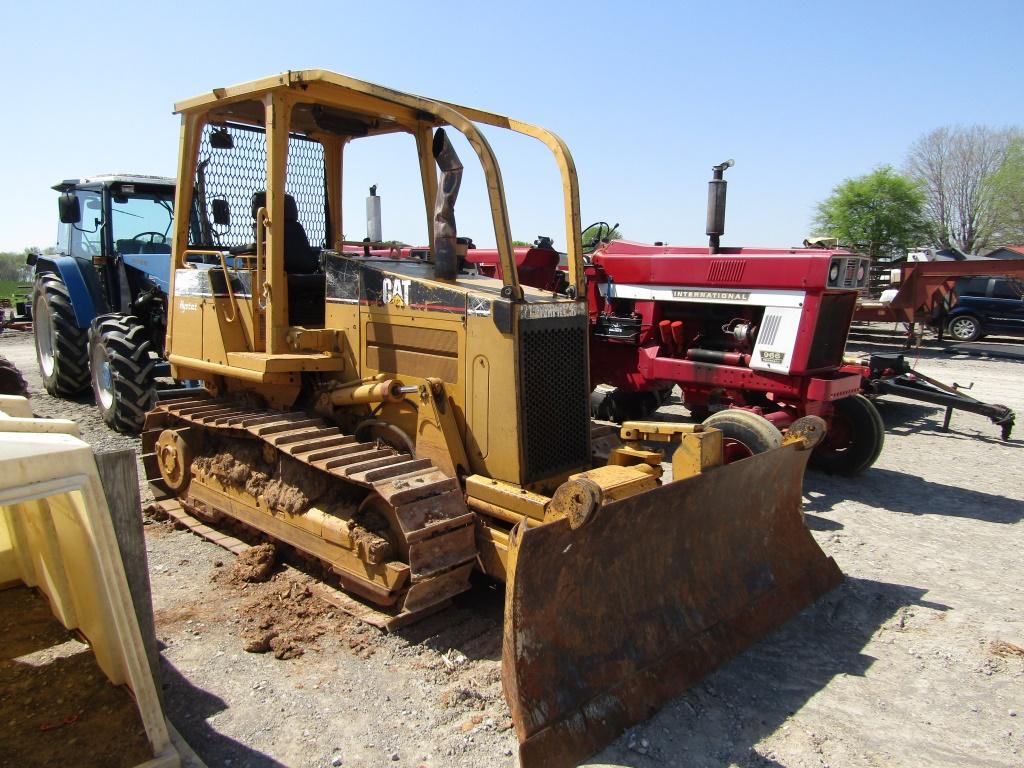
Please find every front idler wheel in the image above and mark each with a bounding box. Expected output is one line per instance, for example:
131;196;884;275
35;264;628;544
156;428;195;493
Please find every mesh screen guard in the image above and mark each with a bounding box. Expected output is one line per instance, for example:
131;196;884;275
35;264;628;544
191;122;327;249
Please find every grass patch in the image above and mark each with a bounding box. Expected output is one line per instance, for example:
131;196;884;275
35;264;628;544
0;279;30;302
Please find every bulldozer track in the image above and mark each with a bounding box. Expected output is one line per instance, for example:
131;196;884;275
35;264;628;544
142;393;478;624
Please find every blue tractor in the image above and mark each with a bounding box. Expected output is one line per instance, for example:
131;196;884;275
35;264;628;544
32;175;175;431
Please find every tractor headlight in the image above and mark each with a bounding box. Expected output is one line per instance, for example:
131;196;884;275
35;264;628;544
856;262;867;283
828;262;840;284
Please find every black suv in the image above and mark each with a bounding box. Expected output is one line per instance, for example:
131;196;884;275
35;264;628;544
944;276;1024;342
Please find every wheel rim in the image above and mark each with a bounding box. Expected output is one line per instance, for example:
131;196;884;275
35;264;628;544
35;300;55;377
951;318;976;340
91;343;115;409
722;438;755;462
818;412;855;455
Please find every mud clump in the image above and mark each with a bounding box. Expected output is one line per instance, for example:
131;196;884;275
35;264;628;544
196;441;262;487
238;575;333;660
193;440;334;515
230;543;277;583
991;640;1024;658
439;687;488;711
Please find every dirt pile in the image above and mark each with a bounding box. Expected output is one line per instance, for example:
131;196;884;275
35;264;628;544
228;543;277;583
235;573;336;660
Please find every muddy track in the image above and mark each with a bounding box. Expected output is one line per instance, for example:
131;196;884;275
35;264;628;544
146;394;478;624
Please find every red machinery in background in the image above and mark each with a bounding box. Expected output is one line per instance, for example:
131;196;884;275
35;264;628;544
468;162;885;475
583;235;882;473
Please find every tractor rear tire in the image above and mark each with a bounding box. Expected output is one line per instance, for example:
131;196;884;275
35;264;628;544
33;272;89;396
810;394;885;476
0;356;28;397
89;314;158;433
704;409;783;462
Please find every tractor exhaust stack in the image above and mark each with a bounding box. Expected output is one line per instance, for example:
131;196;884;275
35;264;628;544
432;128;463;281
706;158;734;254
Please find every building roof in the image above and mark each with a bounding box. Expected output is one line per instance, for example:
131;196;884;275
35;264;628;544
987;245;1024;258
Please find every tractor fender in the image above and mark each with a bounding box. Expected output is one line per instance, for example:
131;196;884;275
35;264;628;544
34;255;106;329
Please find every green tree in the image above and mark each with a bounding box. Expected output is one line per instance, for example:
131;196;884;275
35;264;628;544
987;138;1024;245
811;166;929;263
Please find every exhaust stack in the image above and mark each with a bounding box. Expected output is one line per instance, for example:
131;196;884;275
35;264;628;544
366;184;382;242
706;159;734;254
432;128;463;281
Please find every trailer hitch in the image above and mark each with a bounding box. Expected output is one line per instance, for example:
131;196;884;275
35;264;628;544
863;353;1015;440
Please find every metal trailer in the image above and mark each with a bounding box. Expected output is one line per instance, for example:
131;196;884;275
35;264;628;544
32;175;176;431
852;258;1024;343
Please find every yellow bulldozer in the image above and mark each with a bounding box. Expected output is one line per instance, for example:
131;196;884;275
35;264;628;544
142;70;841;767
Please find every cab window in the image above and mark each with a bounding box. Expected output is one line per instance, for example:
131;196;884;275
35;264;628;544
111;192;174;254
58;190;102;259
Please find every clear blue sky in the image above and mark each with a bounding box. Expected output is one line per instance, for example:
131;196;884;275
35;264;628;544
2;0;1022;252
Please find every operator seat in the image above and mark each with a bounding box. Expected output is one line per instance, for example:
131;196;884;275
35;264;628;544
250;191;325;326
250;191;321;273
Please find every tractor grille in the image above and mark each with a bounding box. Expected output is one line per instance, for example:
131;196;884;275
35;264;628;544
519;314;591;484
807;292;857;370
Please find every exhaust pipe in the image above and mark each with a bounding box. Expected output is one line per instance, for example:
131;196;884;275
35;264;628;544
706;159;734;254
432;128;463;281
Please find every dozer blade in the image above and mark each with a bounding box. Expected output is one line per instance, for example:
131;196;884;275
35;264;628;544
502;442;842;768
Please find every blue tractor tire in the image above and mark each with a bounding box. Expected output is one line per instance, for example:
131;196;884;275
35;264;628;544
88;313;158;433
33;272;90;395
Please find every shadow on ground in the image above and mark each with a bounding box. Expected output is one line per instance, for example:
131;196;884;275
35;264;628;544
871;399;1018;446
161;656;285;768
803;466;1022;524
586;576;944;767
394;574;505;664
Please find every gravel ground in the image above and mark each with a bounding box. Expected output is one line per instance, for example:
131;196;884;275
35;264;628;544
2;326;1022;768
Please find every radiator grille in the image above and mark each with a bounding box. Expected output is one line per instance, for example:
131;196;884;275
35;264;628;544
807;293;857;370
519;315;591;484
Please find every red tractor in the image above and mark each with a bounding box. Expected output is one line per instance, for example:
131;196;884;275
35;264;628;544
467;162;885;474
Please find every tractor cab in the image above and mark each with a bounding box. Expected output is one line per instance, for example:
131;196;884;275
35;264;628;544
33;175;177;431
54;174;177;306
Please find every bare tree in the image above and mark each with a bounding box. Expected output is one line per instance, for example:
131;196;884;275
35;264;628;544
905;126;1021;253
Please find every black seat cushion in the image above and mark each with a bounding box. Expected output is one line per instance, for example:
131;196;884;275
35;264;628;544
250;191;320;273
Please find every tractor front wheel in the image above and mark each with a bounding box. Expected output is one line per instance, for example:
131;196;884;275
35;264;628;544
810;394;885;476
89;314;158;433
703;409;783;463
33;272;89;396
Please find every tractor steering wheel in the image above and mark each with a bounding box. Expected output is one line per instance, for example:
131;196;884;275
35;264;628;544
582;221;612;253
131;231;168;244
